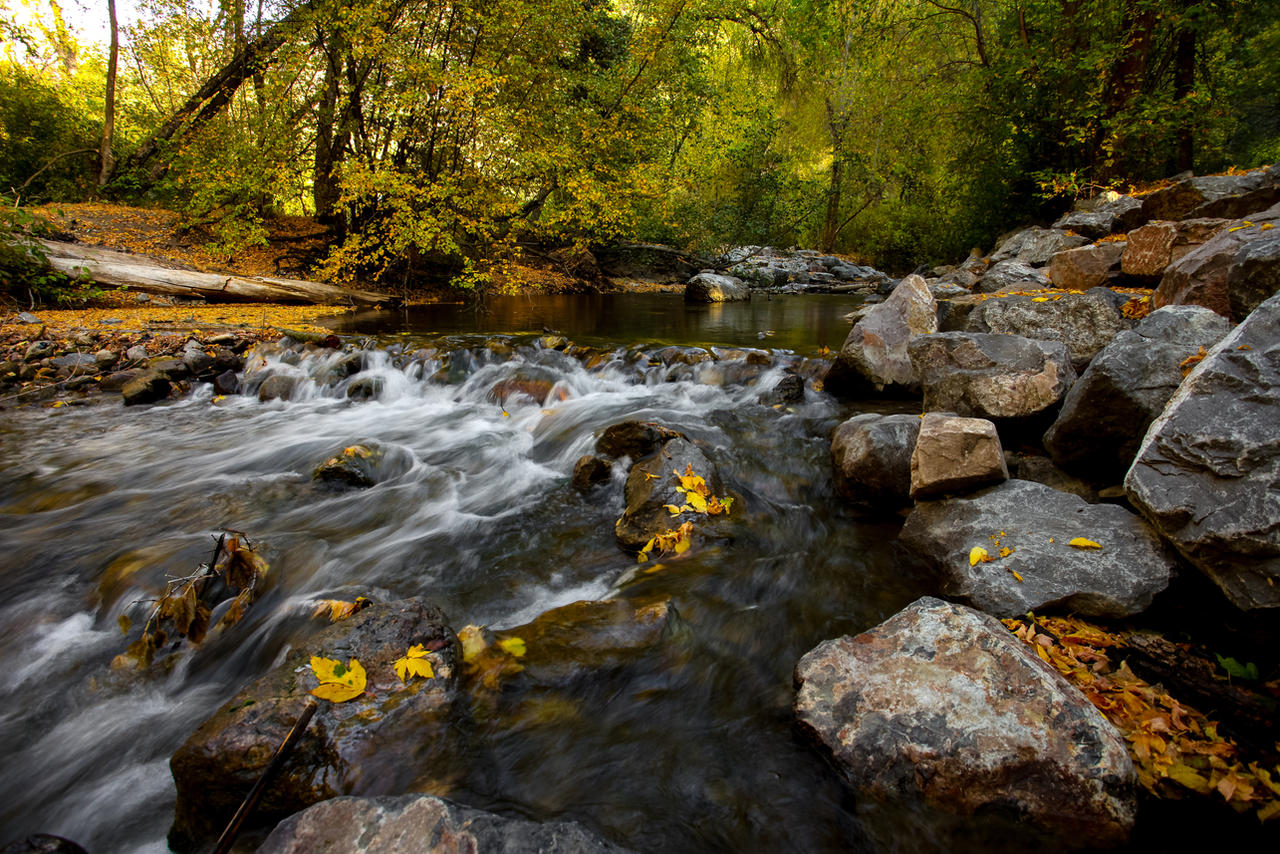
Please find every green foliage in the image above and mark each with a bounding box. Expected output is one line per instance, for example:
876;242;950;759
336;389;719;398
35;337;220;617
0;198;100;305
0;63;99;201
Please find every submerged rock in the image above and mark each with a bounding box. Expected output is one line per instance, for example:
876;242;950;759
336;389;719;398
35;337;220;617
830;413;920;509
1125;292;1280;610
572;454;612;492
313;442;409;488
899;479;1176;618
794;597;1135;846
595;420;681;460
258;794;632;854
168;600;460;852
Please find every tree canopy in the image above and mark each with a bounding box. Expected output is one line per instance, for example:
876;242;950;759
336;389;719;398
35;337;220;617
3;0;1278;284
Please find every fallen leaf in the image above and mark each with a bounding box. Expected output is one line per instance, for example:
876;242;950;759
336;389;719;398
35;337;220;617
310;655;366;702
1069;537;1102;549
393;643;435;683
969;546;991;566
497;636;527;657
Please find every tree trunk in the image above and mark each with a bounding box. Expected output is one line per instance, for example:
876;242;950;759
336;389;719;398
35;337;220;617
1174;23;1196;172
38;240;397;306
312;32;348;225
115;0;319;186
98;0;119;187
1095;0;1156;179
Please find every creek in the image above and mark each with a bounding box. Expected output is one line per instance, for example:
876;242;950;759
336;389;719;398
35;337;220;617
0;294;987;852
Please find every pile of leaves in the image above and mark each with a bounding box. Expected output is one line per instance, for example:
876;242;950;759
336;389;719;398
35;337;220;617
637;464;734;564
1004;613;1280;821
114;532;268;669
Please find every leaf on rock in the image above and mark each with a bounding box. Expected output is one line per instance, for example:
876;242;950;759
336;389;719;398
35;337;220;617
309;655;366;702
497;636;527;657
1068;537;1102;550
394;643;435;683
969;546;991;566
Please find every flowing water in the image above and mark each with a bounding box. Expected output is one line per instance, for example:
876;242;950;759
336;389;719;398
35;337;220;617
0;294;964;852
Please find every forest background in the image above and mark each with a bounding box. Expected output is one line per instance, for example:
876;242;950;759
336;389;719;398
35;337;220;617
2;0;1278;294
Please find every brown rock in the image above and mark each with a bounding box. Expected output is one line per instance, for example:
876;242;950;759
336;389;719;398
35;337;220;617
1048;243;1125;290
1154;203;1280;320
909;413;1007;499
1121;219;1226;279
830;413;921;508
572;454;612;491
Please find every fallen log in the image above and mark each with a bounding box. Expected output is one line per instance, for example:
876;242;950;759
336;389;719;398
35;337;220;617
37;239;398;307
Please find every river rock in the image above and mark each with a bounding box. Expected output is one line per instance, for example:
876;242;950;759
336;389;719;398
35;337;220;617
830;413;920;508
899;479;1176;618
1121;219;1226;279
595;420;681;460
909;413;1007;500
759;372;804;405
1124;292;1280;610
990;227;1089;265
124;344;149;362
1053;193;1144;238
973;259;1049;294
168;599;460;852
684;272;750;302
615;437;723;550
827;273;937;394
93;349;117;369
794;597;1135;846
1048;243;1125;290
257;794;631;854
1140;166;1280;222
49;353;97;372
212;369;241;396
572;454;612;491
258;373;301;402
908;333;1076;422
313;442;409;488
1154;204;1280;320
0;836;88;854
120;370;171;406
1044;306;1232;481
964;287;1128;370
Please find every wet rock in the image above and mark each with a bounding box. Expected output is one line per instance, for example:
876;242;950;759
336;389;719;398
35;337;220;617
1121;219;1225;279
1048;243;1125;291
572;454;613;492
1125;292;1280;610
830;413;920;509
23;341;53;361
210;347;244;373
99;369;142;392
123;344;149;362
908;333;1076;422
168;599;460;852
1154;204;1280;320
758;373;805;405
909;413;1007;500
973;259;1049;294
313;442;408;488
257;794;632;854
827;273;937;395
212;369;241;396
684;272;750;302
1044;306;1232;481
964;287;1128;371
121;370;171;406
150;358;191;380
489;370;561;407
258;373;300;402
345;375;384;400
1139;167;1280;222
1008;453;1100;503
900;479;1176;618
49;353;97;372
615;437;723;550
93;349;117;369
795;596;1135;846
0;835;88;854
594;420;681;460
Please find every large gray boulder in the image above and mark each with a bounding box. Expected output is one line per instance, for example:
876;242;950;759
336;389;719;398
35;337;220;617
1044;307;1232;481
1139;166;1280;222
259;794;631;854
1121;218;1226;280
965;288;1128;370
168;600;460;852
1154;203;1280;320
828;274;937;393
990;227;1089;266
899;480;1176;618
615;437;725;550
973;259;1049;294
1053;193;1144;238
794;597;1135;846
684;272;749;303
909;413;1007;500
908;333;1076;422
1125;292;1280;610
830;413;921;508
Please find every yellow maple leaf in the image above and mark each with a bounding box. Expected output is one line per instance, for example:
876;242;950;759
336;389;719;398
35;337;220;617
393;643;435;683
685;491;708;513
309;655;366;702
1069;537;1102;549
497;636;527;657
